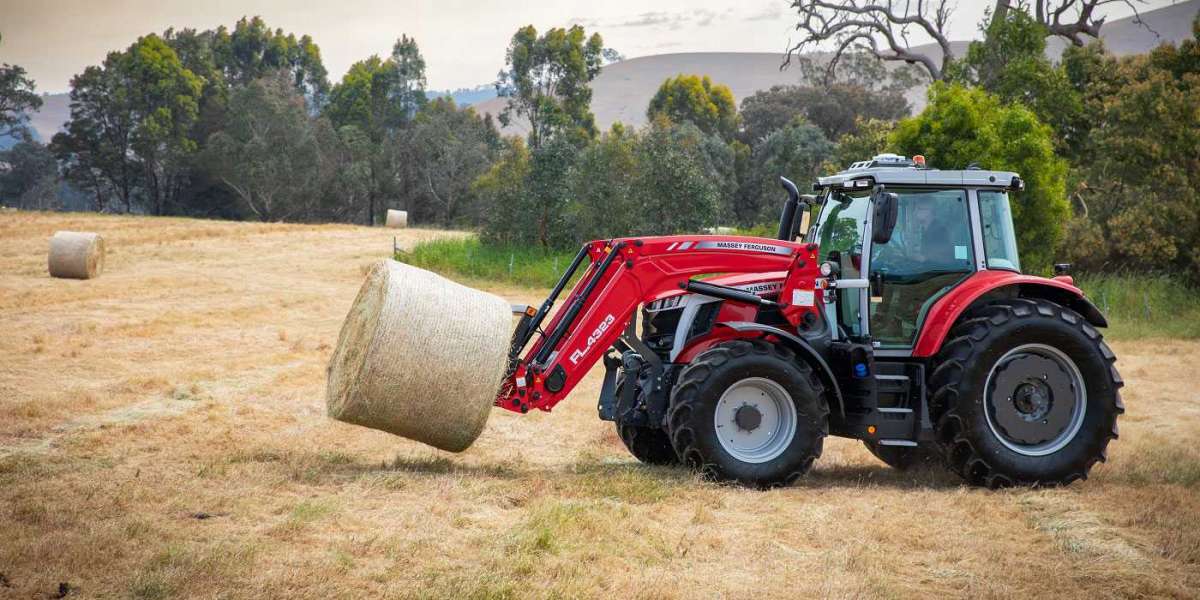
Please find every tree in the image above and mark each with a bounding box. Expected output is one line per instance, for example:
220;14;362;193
323;36;430;225
831;117;895;169
211;16;329;104
123;35;204;215
739;119;834;225
632;118;726;235
325;36;428;136
740;53;916;144
0;140;57;207
403;98;498;226
204;73;335;221
333;124;375;224
476;138;533;246
740;84;909;144
787;0;1152;82
496;25;604;149
1063;16;1200;281
890;83;1069;271
0;34;44;140
53;35;203;215
568;123;641;241
949;7;1084;155
51;64;137;214
646;75;738;140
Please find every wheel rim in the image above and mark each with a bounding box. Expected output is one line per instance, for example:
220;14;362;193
983;343;1087;457
713;377;797;464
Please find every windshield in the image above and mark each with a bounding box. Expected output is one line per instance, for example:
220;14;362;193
815;189;870;277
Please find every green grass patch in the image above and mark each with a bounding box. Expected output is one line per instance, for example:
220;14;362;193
1077;274;1200;340
395;237;580;288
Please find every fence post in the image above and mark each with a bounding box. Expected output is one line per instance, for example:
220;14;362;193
509;253;514;276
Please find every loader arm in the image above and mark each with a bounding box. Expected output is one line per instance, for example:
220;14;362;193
498;235;811;414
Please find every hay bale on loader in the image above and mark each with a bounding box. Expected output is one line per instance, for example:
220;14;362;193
48;231;105;279
326;260;512;452
385;210;407;228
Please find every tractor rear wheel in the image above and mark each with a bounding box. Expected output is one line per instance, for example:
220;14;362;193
862;441;940;471
929;298;1124;488
667;339;829;488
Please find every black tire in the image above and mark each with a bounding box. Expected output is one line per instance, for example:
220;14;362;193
611;377;679;465
667;339;829;488
929;298;1124;488
615;420;679;465
862;441;940;471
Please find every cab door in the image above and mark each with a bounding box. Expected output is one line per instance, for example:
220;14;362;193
867;188;976;348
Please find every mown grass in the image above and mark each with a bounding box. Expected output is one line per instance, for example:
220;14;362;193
397;236;1200;340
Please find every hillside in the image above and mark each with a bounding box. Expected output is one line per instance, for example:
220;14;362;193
474;0;1199;135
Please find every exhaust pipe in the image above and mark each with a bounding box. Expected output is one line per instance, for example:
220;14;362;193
777;177;801;241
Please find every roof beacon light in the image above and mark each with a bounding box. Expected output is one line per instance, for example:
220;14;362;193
912;155;926;168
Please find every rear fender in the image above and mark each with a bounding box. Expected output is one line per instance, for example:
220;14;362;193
912;271;1108;358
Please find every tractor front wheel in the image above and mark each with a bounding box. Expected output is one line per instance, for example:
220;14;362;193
929;298;1124;488
667;339;829;488
616;421;679;465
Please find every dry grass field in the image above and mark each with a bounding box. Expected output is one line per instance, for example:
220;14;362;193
2;211;1199;599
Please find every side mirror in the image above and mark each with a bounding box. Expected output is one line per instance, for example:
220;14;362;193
871;186;899;244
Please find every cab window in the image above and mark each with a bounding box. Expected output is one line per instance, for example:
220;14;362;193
978;190;1021;272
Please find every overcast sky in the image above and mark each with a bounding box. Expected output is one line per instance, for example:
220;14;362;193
0;0;1176;94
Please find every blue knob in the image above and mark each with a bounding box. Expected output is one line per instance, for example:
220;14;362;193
854;363;868;378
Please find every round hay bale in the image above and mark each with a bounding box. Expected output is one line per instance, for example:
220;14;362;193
326;260;511;452
48;231;105;280
385;209;407;228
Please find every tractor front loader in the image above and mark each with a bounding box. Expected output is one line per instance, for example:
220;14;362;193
498;154;1123;489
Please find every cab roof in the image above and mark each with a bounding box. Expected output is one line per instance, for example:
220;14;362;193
816;153;1022;190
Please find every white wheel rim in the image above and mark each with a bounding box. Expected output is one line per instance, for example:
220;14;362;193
713;377;797;464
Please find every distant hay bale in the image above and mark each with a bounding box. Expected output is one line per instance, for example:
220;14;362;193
48;231;105;280
326;260;511;452
385;210;407;228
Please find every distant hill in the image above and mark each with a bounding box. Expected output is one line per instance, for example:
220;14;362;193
25;93;69;144
428;85;499;107
474;0;1199;136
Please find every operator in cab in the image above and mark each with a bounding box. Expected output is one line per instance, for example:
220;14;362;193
871;193;972;344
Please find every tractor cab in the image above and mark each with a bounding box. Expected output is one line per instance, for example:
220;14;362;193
808;154;1025;352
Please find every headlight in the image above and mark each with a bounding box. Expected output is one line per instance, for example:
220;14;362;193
819;261;839;277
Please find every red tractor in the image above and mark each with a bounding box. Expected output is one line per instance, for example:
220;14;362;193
498;154;1123;488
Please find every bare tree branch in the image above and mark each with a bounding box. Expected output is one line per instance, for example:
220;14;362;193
786;0;957;81
786;0;1153;82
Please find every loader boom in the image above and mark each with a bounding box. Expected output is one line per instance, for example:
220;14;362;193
497;235;817;414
